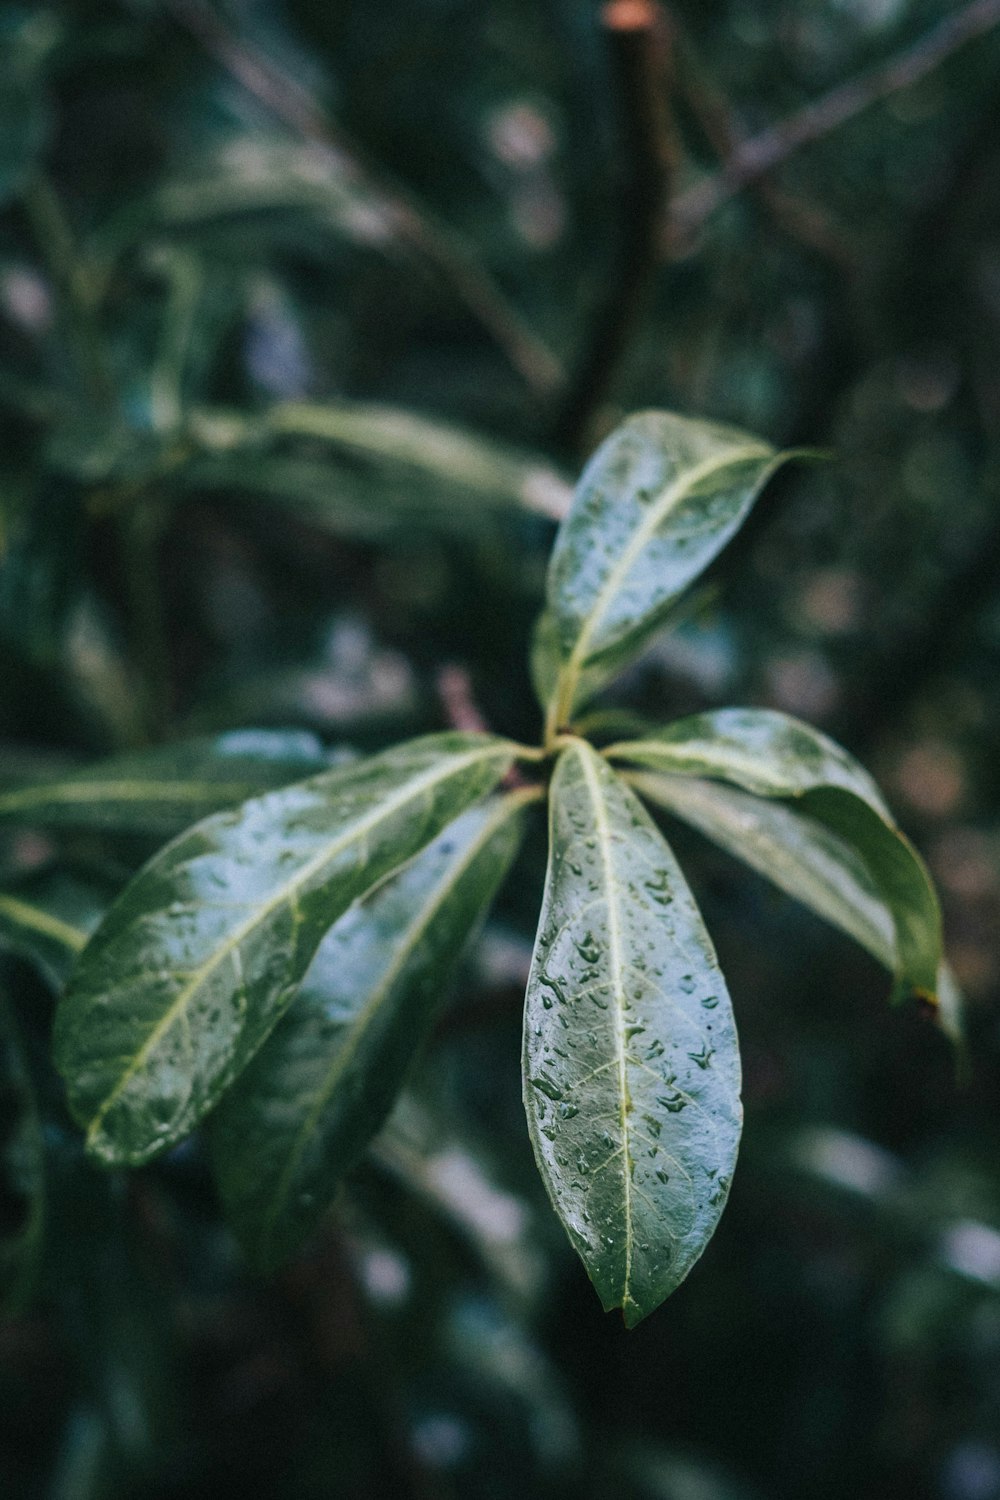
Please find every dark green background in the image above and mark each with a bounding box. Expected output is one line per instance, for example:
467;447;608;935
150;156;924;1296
1;2;999;1496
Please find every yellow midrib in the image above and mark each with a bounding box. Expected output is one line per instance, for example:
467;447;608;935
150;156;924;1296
0;894;89;953
83;743;511;1149
577;745;633;1308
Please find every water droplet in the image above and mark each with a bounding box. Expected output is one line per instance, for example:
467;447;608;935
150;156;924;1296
575;931;601;965
656;1168;671;1185
531;1073;564;1102
644;869;674;905
559;1101;579;1119
701;994;719;1010
657;1090;687;1114
687;1042;714;1070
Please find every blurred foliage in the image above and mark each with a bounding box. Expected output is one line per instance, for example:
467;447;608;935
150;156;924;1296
1;0;999;1497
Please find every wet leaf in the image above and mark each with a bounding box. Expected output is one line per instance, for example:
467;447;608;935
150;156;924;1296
542;412;788;726
54;732;516;1166
606;709;944;1001
0;730;332;835
524;740;741;1327
211;792;529;1269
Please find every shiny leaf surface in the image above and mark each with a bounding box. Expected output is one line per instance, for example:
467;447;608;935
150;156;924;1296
211;792;529;1269
543;412;787;725
607;709;943;998
524;741;741;1327
54;733;516;1166
630;771;895;970
0;730;332;835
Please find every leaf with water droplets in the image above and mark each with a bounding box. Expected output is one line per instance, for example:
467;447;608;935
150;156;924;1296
606;709;946;1010
54;733;516;1167
542;411;790;726
0;730;333;836
523;740;741;1327
210;793;529;1269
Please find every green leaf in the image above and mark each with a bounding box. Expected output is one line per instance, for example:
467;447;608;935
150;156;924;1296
629;771;895;970
179;402;570;538
0;730;332;835
543;411;789;728
524;740;741;1327
0;871;110;989
606;709;944;1001
54;732;516;1167
211;791;530;1269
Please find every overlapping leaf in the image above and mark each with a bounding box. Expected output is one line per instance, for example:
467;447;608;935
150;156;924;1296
524;741;741;1327
0;730;331;835
211;792;529;1268
54;732;516;1166
540;411;789;725
606;709;944;1002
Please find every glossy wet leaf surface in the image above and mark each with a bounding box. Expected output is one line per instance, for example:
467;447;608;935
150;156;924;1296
631;771;896;970
211;792;529;1269
608;709;943;999
0;730;332;835
54;732;515;1166
524;741;741;1327
543;412;786;723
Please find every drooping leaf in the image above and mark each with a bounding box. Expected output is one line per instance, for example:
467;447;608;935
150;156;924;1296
178;401;570;538
524;740;741;1327
54;732;516;1167
630;771;895;969
0;729;333;835
542;412;789;726
0;870;111;989
211;791;530;1269
606;709;944;1002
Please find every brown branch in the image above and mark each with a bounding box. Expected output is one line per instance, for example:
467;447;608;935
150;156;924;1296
668;0;1000;246
554;0;679;456
673;30;858;267
162;0;562;397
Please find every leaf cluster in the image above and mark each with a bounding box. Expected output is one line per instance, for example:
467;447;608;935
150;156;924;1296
1;410;958;1326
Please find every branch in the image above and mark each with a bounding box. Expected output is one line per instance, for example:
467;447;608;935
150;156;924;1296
554;0;679;456
673;28;858;266
668;0;1000;245
162;0;562;398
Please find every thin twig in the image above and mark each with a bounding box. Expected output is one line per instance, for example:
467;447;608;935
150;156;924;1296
673;27;857;266
667;0;1000;245
162;0;562;397
436;664;491;736
554;0;678;456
